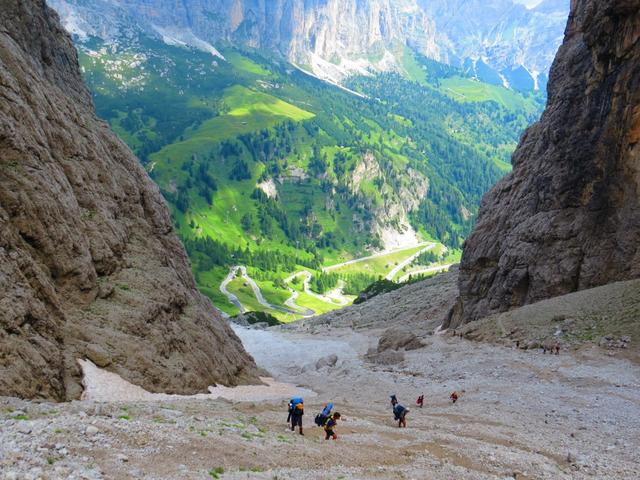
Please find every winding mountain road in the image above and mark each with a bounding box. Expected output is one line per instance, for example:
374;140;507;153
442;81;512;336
220;268;246;314
385;243;437;280
323;242;434;272
285;271;350;308
220;266;307;316
220;242;445;316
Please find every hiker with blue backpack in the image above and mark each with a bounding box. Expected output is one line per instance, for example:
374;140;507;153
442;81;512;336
390;394;408;428
323;412;341;440
314;402;333;427
288;397;304;435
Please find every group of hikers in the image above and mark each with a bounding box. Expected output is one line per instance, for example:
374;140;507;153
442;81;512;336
287;391;463;438
287;398;340;439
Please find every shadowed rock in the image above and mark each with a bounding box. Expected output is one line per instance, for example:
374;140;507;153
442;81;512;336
0;0;259;400
446;0;640;328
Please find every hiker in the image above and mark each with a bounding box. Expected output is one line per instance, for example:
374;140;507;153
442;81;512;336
314;402;333;427
324;412;341;440
390;394;398;407
450;391;459;404
393;403;408;428
287;400;293;424
416;394;424;408
288;397;304;435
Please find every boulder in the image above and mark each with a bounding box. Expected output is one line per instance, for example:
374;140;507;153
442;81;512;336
84;344;111;368
377;327;425;352
315;354;338;370
366;350;405;365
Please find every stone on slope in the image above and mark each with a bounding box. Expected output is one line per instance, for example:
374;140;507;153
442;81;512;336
446;0;640;328
0;0;259;401
315;354;339;370
377;328;425;352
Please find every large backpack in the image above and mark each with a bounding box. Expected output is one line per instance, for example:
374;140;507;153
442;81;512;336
314;413;326;426
289;397;304;415
393;404;406;420
315;402;333;426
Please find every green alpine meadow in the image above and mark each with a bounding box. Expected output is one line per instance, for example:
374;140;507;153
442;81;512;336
78;34;543;320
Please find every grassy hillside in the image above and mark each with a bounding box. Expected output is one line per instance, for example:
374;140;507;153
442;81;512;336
77;32;544;319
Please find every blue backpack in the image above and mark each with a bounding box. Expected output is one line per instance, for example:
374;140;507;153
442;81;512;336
315;402;333;426
289;397;304;415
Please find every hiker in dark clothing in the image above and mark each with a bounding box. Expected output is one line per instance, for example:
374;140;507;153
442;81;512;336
287;400;293;424
393;403;408;428
416;394;424;408
390;394;398;407
314;402;333;427
324;412;341;440
288;397;304;435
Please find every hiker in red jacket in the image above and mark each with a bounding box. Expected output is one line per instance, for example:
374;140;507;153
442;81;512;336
450;391;459;404
416;394;424;408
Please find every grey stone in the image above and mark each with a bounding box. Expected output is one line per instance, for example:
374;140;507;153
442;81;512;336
377;327;425;352
315;354;339;370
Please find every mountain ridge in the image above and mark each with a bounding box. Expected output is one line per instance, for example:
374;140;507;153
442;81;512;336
49;0;569;90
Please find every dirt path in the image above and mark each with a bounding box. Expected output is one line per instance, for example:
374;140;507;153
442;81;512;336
2;325;639;479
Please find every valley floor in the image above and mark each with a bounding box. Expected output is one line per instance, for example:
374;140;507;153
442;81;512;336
1;324;639;479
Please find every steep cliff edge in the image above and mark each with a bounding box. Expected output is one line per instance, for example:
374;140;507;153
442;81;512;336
0;0;259;401
446;0;640;328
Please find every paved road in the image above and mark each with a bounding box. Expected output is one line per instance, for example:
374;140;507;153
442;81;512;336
220;242;442;315
323;242;433;272
220;266;308;316
385;243;437;281
285;271;349;308
283;287;315;317
219;268;246;314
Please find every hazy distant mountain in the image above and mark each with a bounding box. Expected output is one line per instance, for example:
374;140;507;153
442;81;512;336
49;0;568;90
420;0;570;90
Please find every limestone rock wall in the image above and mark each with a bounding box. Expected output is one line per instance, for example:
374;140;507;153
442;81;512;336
446;0;640;328
0;0;260;400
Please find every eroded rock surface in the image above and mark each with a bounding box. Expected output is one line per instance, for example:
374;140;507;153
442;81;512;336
0;0;259;401
447;0;640;328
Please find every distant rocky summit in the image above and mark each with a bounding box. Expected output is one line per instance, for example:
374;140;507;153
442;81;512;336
0;0;259;401
446;0;640;328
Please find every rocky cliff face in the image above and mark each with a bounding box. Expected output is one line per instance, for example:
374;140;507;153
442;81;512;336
445;0;640;328
49;0;439;82
49;0;566;89
0;0;260;401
